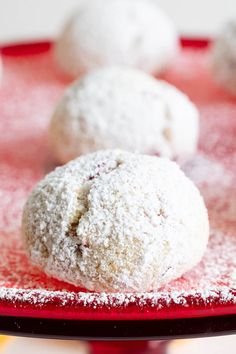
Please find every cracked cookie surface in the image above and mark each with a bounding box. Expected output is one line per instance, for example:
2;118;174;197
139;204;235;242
22;150;209;292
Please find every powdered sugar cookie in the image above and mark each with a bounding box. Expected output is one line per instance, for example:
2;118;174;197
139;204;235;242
212;21;236;95
49;67;199;164
54;0;178;78
22;150;209;292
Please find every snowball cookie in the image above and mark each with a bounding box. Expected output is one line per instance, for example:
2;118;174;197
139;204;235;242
54;0;178;78
212;21;236;95
22;150;209;292
49;67;199;164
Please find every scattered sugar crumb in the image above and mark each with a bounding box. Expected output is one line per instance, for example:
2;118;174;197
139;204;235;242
0;47;236;314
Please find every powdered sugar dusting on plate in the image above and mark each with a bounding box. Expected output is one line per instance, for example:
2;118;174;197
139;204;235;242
0;47;236;317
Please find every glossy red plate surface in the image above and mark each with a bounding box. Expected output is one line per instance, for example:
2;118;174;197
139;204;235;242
0;38;236;321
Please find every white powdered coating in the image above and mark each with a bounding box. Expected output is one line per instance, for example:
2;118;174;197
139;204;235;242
49;67;199;163
22;150;209;293
0;282;235;309
54;0;178;78
1;45;235;316
212;21;236;95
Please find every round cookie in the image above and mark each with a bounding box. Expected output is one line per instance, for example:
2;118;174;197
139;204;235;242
49;67;199;164
22;150;209;292
212;21;236;95
54;0;178;78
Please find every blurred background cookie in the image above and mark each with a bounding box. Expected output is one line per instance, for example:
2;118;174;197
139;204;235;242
49;67;199;163
54;0;178;78
212;20;236;95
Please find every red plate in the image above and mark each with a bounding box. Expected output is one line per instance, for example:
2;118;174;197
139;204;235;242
0;38;236;327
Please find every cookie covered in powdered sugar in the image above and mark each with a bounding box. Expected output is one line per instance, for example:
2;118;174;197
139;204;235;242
22;150;209;292
212;21;236;95
54;0;178;78
49;67;199;164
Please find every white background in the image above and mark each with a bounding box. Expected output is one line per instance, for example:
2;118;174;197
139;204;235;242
0;0;236;43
